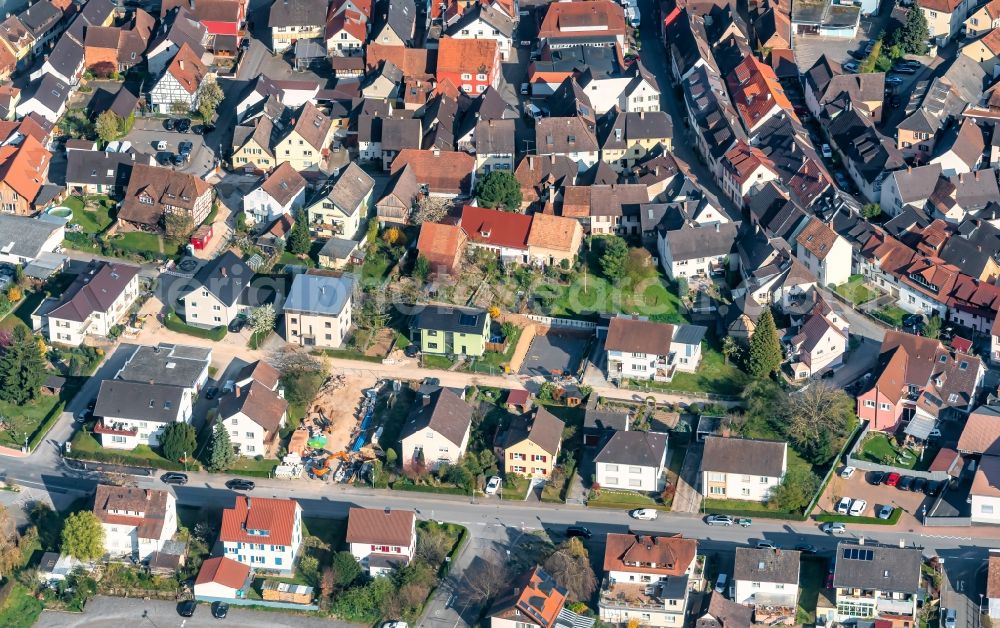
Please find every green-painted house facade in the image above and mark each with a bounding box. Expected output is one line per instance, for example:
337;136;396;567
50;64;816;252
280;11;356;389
411;306;491;357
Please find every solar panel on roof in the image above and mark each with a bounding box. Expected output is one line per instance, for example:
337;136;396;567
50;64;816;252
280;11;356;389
843;547;873;560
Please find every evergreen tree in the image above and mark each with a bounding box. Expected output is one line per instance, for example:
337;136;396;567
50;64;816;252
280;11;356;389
598;236;629;281
474;171;522;210
162;422;196;462
287;210;311;255
747;308;782;378
208;421;235;471
0;326;46;405
897;8;930;55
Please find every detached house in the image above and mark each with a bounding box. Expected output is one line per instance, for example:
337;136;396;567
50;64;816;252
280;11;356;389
269;0;327;52
243;162;306;227
658;222;739;279
417;222;466;276
306;162;374;239
148;43;207;114
35;261;140;346
446;3;515;60
411;305;490;357
701;436;788;503
497;406;564;479
93;380;191;450
400;387;473;470
733;548;800;625
599;533;698;627
346;507;416;576
15;74;69;123
795;218;853;286
93;485;177;562
789;305;849;378
826;542;923;625
437;37;500;95
283;273;354;349
220;496;303;574
181;252;256;327
218;359;288;458
489;565;594;628
605;316;707;384
119;164;213;231
595;431;669;492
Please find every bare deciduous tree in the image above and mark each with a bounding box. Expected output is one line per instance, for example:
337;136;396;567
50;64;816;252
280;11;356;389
462;555;512;603
542;537;597;602
413;196;452;224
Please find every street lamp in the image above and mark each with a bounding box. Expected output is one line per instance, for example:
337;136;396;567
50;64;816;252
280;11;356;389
980;593;985;628
183;451;187;472
141;610;159;628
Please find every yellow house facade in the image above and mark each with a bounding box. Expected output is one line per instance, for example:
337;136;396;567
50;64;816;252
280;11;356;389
498;407;564;479
966;0;1000;37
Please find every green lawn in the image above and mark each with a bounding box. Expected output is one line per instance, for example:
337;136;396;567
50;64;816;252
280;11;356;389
588;489;661;509
625;346;750;397
797;557;827;624
68;202;114;236
277;251;316;268
873;304;907;327
422;354;455;369
0;582;44;628
225;457;277;477
112;232;162;256
0;381;72;449
545;273;684;323
67;428;194;471
465;326;521;374
856;433;926;470
835;275;875;305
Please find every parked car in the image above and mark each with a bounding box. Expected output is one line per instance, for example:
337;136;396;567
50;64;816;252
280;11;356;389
714;573;728;594
834;172;850;188
178;600;196;617
157;152;172;166
877;504;894;520
913;478;928;493
736;518;752;527
885;75;904;85
156;140;168;151
706;514;734;526
843;60;860;73
821;144;832;158
212;601;228;619
74;409;91;423
849;499;868;516
898;476;915;491
840;466;856;479
836;496;851;515
176;118;191;133
484;475;501;495
903;313;924;328
225;479;255;491
171;153;187;166
892;65;918;74
821;522;847;534
228;318;246;333
204;386;218;400
630;508;658;521
164;118;176;131
885;472;901;487
520;83;529;96
178;140;193;155
925;480;943;496
794;543;818;554
928;428;942;439
944;608;957;628
756;540;777;550
404;344;419;358
161;472;188;485
565;526;592;539
870;471;886;485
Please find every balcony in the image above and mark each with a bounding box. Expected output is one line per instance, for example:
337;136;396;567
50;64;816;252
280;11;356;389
599;579;687;614
94;421;138;437
876;597;916;617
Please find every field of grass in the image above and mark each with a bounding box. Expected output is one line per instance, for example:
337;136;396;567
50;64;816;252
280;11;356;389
856;433;922;470
835;275;875;305
225;456;277;477
67;428;194;471
65;195;114;235
112;232;162;256
588;489;661;509
544;273;684;323
422;354;455;369
625;347;750;397
0;582;44;628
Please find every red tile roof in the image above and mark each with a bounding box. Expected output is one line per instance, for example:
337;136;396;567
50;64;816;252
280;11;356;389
603;533;697;576
539;0;627;40
0;133;49;203
196;556;251;590
390;149;475;195
345;507;415;547
220;496;301;547
364;43;433;77
919;0;963;13
437;36;498;77
459;205;532;249
727;56;798;131
417;221;466;273
165;43;207;95
723;141;776;185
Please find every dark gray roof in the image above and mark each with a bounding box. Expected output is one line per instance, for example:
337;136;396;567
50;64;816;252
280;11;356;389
497;406;564;455
673;324;708;346
65;150;136;190
656;575;689;600
663;222;739;261
268;0;328;27
533;45;622;79
325;162;375;215
400;387;472;446
80;0;116;26
584;408;630;432
19;0;61;37
832;543;923;593
383;0;416;42
45;33;84;80
381;117;422;152
150;7;207;59
0;214;61;261
475;118;515;154
94;380;185;424
734;548;801;585
117;343;212;390
24;74;70;112
940;218;1000;277
446;2;515;38
594;430;668;467
702;436;786;477
318;236;359;260
284;273;353;316
887;164;942;204
188;251;253;307
413;305;488;335
828;109;905;184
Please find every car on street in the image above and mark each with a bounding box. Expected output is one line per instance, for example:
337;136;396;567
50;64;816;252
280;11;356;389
840;466;856;479
913;478;928;493
705;514;734;526
870;471;885;485
178;600;196;617
383;623;408;628
821;144;832;158
885;472;901;487
794;543;817;554
885;75;904;85
848;499;867;516
821;522;847;534
756;540;777;550
892;65;918;74
565;525;592;539
877;504;894;520
736;518;752;527
944;608;956;628
212;601;228;619
714;573;727;594
176;118;191;133
225;479;255;491
228;318;246;333
204;386;218;400
898;476;915;491
161;472;188;485
484;475;501;495
836;496;851;515
630;508;658;520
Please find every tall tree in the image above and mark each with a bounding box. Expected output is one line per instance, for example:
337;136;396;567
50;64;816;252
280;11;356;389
598;236;629;281
896;8;930;55
286;209;311;255
248;303;277;339
197;81;224;121
784;383;857;464
768;466;818;512
542;537;597;602
162;422;197;462
475;171;523;210
61;511;104;561
208;421;236;471
746;308;782;378
94;111;122;143
722;335;739;366
0;326;46;405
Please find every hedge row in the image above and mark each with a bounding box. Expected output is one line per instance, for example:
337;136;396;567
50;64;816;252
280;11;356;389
163;309;227;341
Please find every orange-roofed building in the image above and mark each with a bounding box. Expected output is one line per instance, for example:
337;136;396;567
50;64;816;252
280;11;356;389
539;0;629;52
220;496;302;574
417;221;467;276
0;133;50;214
526;212;583;267
726;56;798;134
194;556;252;599
720;140;779;207
149;43;207;113
436;37;500;95
600;532;699;626
488;566;572;628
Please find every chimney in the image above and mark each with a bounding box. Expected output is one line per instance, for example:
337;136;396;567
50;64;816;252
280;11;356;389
859;536;865;545
236;385;241;398
432;147;441;156
247;497;251;510
899;539;906;548
384;507;391;515
145;489;151;500
179;59;184;71
221;267;227;278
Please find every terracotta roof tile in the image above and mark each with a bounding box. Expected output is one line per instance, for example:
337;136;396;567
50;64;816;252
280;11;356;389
220;496;300;547
727;56;798;131
606;316;674;354
526;212;580;252
166;43;207;95
391;149;474;195
796;218;840;261
196;556;250;590
345;507;414;547
437;36;497;76
259;162;306;207
417;222;466;272
958;405;1000;455
459;205;531;249
603;533;697;576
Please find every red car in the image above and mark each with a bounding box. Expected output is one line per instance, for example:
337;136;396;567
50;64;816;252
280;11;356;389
885;472;901;487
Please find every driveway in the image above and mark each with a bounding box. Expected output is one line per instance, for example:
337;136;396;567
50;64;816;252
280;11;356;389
671;440;704;513
122;117;216;177
518;332;590;377
819;468;933;524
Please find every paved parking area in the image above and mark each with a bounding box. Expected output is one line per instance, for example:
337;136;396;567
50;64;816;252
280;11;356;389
123;117;216;177
820;468;933;522
519;332;590;377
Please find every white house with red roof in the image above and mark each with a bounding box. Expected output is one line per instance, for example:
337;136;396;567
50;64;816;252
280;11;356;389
93;485;177;561
34;260;141;346
194;556;252;599
346;507;416;576
220;496;303;574
459;204;532;262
